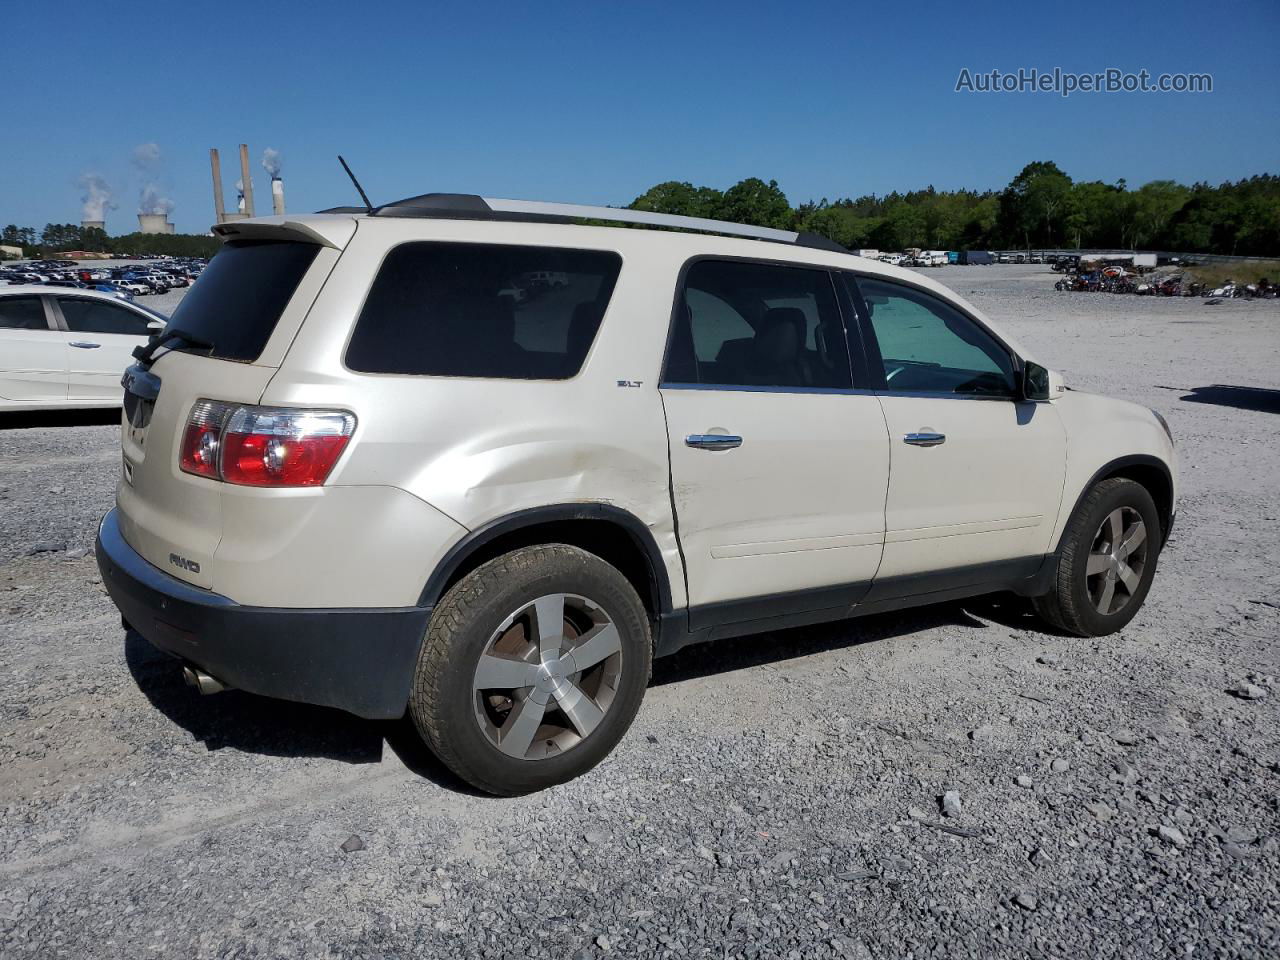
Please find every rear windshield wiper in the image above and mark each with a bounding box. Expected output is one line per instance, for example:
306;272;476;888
132;328;216;368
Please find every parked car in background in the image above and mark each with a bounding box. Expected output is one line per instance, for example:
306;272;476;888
94;282;135;301
106;279;149;297
0;285;165;410
124;272;170;294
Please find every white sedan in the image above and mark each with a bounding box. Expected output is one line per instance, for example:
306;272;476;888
0;286;166;411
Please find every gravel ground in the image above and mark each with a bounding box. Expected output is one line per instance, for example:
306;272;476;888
2;265;1278;959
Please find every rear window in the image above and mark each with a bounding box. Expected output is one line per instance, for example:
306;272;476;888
60;297;153;336
0;296;48;330
345;242;622;379
164;240;319;362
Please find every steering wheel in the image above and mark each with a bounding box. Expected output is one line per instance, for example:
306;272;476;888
885;365;906;383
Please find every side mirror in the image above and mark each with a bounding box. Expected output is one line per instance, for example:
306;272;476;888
147;320;164;332
1021;361;1064;401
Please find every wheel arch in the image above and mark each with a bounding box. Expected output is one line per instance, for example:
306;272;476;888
1060;454;1174;550
419;504;675;622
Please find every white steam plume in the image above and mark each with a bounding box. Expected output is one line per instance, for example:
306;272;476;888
140;184;175;216
132;142;174;215
262;148;282;178
78;174;117;221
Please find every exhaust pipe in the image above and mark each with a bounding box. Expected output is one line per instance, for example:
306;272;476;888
182;665;229;695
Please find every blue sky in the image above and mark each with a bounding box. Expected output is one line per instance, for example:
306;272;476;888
5;0;1278;234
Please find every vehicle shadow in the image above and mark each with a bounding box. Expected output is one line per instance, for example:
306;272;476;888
1180;384;1280;415
124;595;1039;792
123;629;482;794
651;601;996;687
0;408;120;430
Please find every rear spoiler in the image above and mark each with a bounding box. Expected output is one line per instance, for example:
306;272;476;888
210;216;357;250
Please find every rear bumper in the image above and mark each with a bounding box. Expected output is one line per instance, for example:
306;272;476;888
95;509;430;719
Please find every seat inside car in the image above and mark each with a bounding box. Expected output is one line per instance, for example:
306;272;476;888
716;306;811;387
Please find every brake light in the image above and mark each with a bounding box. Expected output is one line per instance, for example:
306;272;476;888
179;401;355;487
179;400;235;479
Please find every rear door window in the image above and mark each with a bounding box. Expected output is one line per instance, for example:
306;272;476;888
0;296;51;330
663;260;853;390
59;298;153;336
346;243;622;379
163;240;320;362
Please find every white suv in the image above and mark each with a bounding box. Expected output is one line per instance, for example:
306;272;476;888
96;195;1176;795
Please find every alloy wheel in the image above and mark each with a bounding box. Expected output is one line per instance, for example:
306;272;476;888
1085;507;1148;615
472;593;623;760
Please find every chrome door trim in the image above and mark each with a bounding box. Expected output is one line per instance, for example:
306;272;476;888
903;432;946;447
685;434;743;450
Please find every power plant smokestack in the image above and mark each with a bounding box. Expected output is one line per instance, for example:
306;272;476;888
81;220;106;233
262;148;285;216
210;148;227;225
238;144;255;217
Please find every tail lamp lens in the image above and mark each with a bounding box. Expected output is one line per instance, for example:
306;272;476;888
179;401;355;487
179;400;235;479
221;408;356;487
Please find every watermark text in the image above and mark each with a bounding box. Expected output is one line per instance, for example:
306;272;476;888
955;67;1212;97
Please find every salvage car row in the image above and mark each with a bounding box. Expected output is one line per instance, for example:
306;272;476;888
0;257;206;300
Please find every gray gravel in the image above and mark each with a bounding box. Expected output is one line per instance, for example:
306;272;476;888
2;265;1279;958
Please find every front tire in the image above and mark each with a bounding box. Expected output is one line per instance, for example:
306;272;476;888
1033;477;1162;637
409;544;652;796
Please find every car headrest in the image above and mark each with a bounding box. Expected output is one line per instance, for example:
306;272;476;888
762;306;807;342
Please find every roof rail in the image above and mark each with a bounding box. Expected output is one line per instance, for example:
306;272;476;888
357;193;847;252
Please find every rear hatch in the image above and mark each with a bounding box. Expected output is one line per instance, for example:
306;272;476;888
117;222;352;589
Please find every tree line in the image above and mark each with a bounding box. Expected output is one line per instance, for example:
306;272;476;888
1;223;220;258
630;163;1280;256
7;164;1277;259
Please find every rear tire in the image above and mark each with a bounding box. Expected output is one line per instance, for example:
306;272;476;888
1033;478;1161;637
409;544;651;796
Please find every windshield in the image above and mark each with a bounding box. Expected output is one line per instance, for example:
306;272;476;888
164;239;319;362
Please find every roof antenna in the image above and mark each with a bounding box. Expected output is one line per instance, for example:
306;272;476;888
338;155;374;213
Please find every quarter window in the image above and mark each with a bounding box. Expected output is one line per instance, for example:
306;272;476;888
664;260;852;390
346;243;622;379
59;298;153;336
0;296;49;330
854;277;1016;396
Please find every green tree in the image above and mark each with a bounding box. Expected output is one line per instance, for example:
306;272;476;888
714;178;793;230
998;161;1073;248
629;181;723;219
1132;180;1190;247
1064;181;1120;249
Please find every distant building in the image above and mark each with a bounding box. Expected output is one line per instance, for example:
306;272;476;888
0;244;23;260
51;250;114;260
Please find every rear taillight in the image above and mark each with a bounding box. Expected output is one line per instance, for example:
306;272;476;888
179;401;355;487
179;400;236;479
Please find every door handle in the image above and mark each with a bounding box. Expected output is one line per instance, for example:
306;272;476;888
69;341;101;349
686;434;743;450
904;431;946;447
